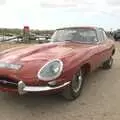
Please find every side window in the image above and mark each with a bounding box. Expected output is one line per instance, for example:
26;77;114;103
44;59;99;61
97;30;104;42
97;30;108;42
102;31;108;40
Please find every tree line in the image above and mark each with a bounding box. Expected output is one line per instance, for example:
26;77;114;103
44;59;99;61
0;28;54;36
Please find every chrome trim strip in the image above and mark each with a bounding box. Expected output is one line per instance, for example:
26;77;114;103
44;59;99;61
0;80;17;85
18;81;70;95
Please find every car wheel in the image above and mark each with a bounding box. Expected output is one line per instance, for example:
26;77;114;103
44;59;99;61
102;57;113;69
62;69;84;100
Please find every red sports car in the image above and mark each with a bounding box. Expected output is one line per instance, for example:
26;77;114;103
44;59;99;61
0;27;115;100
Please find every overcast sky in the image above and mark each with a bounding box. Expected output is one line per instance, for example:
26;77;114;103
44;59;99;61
0;0;120;30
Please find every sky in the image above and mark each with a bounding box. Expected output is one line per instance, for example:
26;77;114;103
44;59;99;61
0;0;120;30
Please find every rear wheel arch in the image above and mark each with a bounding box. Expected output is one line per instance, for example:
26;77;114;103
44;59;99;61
112;49;115;56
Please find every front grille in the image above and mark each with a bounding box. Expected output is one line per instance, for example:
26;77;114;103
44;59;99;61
0;77;18;89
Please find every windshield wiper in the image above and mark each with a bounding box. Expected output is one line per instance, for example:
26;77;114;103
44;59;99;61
65;39;83;42
65;39;91;44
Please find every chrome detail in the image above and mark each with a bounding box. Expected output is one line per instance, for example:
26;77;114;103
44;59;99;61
0;80;17;85
72;71;83;93
18;81;70;94
18;81;27;95
48;81;57;86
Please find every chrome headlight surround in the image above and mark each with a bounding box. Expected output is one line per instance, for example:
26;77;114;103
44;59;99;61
37;59;63;81
0;62;22;70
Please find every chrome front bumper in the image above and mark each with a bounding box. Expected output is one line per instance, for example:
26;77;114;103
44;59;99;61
18;81;70;95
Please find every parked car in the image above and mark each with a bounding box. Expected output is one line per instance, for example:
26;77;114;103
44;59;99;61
114;30;120;41
0;27;115;100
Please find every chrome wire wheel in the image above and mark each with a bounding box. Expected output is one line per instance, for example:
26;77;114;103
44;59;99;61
62;69;84;100
109;58;113;66
72;71;83;93
102;57;113;69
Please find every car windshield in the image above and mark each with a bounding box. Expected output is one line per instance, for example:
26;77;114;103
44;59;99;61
50;28;98;43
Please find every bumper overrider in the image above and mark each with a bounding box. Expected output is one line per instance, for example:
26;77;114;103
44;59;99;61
18;81;70;95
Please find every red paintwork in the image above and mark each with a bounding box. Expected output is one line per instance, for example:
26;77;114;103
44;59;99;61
0;27;115;93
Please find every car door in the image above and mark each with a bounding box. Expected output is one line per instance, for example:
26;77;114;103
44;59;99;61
97;29;113;65
81;29;104;71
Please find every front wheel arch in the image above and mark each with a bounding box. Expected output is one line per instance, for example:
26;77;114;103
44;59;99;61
62;63;91;100
81;63;91;77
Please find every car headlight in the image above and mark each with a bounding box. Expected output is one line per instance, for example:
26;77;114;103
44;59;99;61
37;59;63;81
0;63;22;70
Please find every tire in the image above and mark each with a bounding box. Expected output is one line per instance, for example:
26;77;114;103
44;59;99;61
62;69;84;100
102;57;113;69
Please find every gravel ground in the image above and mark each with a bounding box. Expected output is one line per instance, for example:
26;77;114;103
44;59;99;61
0;42;120;120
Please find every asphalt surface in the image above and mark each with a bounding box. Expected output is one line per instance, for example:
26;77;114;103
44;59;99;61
0;42;120;120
